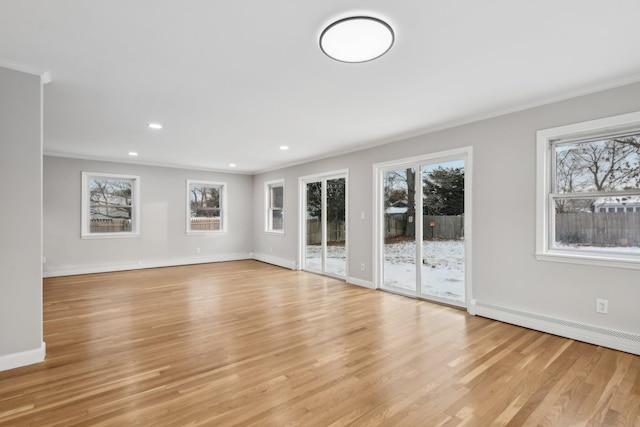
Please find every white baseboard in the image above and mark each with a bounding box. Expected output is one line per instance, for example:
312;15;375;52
347;277;375;289
470;299;640;356
251;253;297;270
43;253;252;278
0;341;46;372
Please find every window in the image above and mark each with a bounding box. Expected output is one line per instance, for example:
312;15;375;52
265;180;284;233
81;172;140;238
536;111;640;268
187;180;226;233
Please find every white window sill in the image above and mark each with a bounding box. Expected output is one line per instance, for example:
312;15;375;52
536;250;640;270
264;230;285;236
81;232;140;240
186;230;227;236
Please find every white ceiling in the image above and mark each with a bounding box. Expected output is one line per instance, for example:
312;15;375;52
2;1;640;174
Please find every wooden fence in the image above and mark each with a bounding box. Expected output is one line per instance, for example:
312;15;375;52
307;219;345;245
385;214;465;240
89;218;132;233
90;217;222;232
190;217;221;231
555;212;640;247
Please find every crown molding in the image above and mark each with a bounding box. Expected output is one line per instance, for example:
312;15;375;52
0;58;52;84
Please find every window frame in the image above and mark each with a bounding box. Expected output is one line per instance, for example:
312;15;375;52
536;111;640;269
265;179;285;234
186;179;227;235
81;171;140;239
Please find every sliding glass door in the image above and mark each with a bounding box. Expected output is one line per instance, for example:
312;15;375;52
377;149;470;307
301;172;347;279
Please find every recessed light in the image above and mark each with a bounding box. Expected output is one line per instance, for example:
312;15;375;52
148;123;163;130
320;16;394;63
280;145;289;151
229;163;236;167
128;152;138;157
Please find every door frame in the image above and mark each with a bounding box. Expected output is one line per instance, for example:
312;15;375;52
298;169;349;279
373;147;473;308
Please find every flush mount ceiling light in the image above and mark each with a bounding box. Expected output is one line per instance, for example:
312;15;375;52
147;123;163;130
320;16;394;63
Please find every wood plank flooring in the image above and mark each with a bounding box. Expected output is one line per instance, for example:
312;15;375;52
1;260;638;426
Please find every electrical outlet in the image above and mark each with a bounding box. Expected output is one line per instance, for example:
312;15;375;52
196;247;201;254
596;298;608;314
360;263;365;271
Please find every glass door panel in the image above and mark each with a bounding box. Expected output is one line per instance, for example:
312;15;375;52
326;178;346;277
420;159;465;304
382;168;417;294
305;181;323;273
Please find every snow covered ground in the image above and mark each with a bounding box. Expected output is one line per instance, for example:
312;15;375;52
305;245;346;277
305;240;465;302
384;240;465;302
554;242;640;253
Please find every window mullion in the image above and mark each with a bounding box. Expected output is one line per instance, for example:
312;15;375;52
551;190;640;199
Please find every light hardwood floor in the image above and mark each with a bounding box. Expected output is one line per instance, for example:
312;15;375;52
1;260;638;426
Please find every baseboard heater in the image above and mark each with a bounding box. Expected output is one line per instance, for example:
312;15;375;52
470;299;640;356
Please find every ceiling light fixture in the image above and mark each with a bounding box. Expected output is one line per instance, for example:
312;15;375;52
229;163;236;167
128;152;138;157
148;123;163;130
320;16;394;63
280;145;289;151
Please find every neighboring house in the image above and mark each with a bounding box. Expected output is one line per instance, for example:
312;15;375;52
593;196;640;213
385;200;408;214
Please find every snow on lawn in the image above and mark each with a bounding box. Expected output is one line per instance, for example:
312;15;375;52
305;240;465;303
554;243;640;253
305;245;347;277
384;240;465;302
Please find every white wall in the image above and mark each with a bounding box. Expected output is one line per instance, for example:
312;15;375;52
0;67;45;370
43;156;254;276
253;82;640;354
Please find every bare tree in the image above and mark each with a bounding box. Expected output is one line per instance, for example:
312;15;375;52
555;135;640;212
89;179;132;219
190;186;220;217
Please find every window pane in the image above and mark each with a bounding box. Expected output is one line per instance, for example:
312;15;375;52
554;134;640;193
554;197;640;252
326;178;346;277
383;168;416;290
189;184;222;231
421;160;465;303
271;208;283;230
267;182;284;231
89;178;134;233
189;185;220;216
271;185;283;209
306;182;322;271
